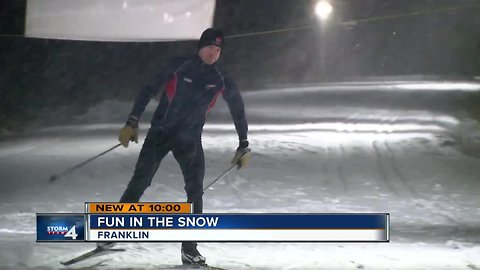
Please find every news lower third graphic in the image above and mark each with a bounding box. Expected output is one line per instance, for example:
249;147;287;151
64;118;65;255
36;203;390;242
36;214;86;242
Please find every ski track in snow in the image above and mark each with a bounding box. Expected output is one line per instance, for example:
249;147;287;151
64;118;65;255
1;82;480;269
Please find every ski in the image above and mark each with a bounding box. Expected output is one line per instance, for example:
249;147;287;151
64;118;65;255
196;266;227;270
184;265;226;270
157;265;227;270
60;246;126;266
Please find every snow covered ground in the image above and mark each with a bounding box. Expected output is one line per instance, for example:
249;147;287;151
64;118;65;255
1;80;479;269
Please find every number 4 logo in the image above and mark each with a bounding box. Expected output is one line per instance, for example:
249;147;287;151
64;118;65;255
64;225;78;240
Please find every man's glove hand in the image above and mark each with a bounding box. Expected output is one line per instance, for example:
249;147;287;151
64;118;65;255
231;140;251;169
118;116;139;148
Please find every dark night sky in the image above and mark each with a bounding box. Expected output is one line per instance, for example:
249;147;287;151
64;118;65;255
1;0;479;78
0;0;479;132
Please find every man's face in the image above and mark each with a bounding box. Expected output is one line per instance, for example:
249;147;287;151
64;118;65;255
199;45;221;65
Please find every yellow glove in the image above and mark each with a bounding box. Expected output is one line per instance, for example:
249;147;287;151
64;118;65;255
118;125;138;147
231;146;251;169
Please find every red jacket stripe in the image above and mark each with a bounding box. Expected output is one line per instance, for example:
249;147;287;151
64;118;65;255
165;74;178;102
207;88;224;113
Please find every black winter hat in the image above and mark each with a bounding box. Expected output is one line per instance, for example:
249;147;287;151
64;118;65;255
198;28;224;50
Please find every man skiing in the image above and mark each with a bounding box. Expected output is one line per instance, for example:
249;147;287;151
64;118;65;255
117;28;250;265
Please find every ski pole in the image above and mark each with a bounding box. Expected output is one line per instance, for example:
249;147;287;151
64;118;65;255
203;163;237;191
49;143;122;183
203;150;251;191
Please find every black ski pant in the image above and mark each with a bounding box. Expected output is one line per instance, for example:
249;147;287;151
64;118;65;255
119;128;204;251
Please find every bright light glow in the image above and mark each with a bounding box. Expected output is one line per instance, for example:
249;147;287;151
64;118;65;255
315;1;333;20
204;122;446;134
394;82;480;91
163;13;173;23
35;122;449;135
248;80;480;95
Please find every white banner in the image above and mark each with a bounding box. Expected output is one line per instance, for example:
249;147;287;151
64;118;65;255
88;229;388;242
26;0;215;41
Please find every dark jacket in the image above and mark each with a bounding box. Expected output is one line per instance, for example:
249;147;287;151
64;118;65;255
129;55;248;141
